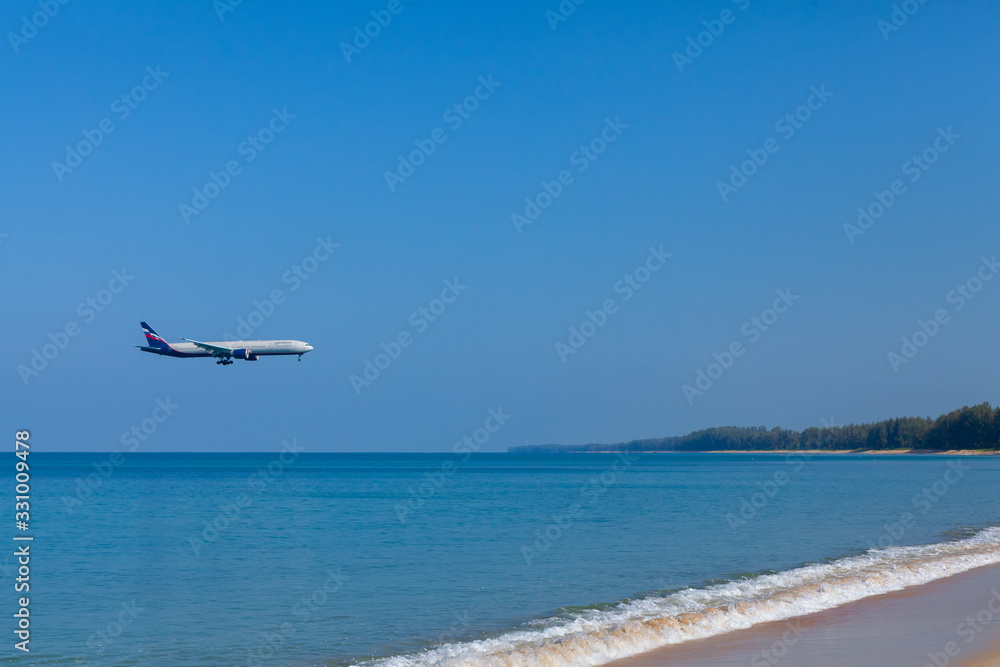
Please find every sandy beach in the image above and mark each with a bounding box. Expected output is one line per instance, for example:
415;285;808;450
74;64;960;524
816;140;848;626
959;634;1000;667
606;563;1000;667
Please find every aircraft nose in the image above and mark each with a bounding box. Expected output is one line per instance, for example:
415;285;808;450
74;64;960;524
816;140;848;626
304;344;314;352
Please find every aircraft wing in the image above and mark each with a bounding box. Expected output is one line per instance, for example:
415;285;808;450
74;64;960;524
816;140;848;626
180;338;234;357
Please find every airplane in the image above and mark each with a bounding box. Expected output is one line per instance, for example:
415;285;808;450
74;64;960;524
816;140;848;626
135;322;313;365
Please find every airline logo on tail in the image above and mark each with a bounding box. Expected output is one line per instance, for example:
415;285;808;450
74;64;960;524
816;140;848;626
140;322;171;350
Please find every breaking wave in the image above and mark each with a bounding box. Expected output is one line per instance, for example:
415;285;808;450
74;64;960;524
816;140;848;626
359;527;1000;667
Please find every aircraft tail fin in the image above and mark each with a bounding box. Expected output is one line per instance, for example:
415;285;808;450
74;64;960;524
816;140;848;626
140;322;171;350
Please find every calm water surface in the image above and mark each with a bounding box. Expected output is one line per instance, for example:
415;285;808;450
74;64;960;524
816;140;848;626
16;452;1000;665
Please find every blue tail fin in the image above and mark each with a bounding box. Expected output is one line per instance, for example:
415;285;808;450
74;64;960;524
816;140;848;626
140;322;170;350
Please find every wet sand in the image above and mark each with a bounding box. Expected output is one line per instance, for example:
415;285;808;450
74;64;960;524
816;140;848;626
959;636;1000;666
608;563;1000;667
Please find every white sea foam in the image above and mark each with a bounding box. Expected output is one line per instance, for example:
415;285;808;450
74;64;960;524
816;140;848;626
359;527;1000;667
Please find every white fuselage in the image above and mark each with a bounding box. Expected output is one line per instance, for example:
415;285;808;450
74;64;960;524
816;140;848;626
167;340;313;357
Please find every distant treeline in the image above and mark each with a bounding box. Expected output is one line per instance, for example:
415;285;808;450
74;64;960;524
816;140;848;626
510;403;1000;453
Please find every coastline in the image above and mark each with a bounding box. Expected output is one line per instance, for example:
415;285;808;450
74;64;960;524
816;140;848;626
564;449;1000;455
605;563;1000;667
695;449;999;455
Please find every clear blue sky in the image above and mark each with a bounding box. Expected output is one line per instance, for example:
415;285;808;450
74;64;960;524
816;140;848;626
4;1;999;452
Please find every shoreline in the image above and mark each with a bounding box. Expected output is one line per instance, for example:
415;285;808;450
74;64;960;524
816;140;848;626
684;449;998;455
605;562;1000;667
534;449;1000;455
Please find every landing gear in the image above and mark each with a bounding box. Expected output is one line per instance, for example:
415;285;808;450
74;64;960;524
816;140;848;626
216;358;234;366
298;354;302;362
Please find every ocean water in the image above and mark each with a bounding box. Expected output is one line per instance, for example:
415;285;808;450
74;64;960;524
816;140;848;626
17;452;1000;665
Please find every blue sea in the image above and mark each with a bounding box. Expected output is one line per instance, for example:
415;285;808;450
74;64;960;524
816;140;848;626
16;452;1000;665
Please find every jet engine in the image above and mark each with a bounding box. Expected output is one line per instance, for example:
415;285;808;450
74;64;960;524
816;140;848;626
233;349;259;361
